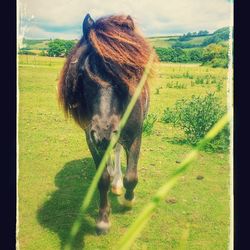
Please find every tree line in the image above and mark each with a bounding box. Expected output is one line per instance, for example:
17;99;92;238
19;27;230;68
155;44;229;68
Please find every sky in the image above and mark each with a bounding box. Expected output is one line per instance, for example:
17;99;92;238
18;0;233;40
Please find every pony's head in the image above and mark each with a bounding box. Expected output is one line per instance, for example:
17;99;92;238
58;14;157;148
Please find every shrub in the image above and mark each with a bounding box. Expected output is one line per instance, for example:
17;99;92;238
210;58;228;68
39;50;47;56
201;44;229;68
161;107;176;123
143;113;157;135
162;93;229;152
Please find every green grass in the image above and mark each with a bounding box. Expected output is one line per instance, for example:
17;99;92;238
18;55;230;249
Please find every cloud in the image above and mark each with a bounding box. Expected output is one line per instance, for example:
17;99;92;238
21;25;80;40
19;0;232;39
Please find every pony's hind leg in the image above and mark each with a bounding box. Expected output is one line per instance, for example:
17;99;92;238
111;143;123;195
119;136;141;207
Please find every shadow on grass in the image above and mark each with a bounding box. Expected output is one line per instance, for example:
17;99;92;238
37;157;98;250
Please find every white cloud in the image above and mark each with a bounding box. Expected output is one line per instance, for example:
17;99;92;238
19;0;232;39
22;25;80;40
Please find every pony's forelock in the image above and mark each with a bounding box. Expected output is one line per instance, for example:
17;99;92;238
58;14;158;124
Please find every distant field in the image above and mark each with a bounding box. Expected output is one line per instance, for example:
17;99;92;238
18;55;230;249
148;37;177;48
22;39;49;50
148;35;212;49
183;36;207;45
21;34;213;53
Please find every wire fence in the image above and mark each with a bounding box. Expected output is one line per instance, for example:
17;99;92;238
18;55;64;67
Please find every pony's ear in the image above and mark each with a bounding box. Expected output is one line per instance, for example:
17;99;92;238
82;13;95;40
126;15;135;30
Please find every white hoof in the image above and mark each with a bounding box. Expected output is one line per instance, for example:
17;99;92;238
111;186;123;196
96;221;111;235
111;177;123;196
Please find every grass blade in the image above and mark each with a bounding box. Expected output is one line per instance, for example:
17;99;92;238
116;113;230;250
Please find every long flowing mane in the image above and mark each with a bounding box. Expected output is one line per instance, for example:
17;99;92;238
58;15;157;123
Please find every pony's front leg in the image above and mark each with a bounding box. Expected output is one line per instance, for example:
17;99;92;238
85;135;111;234
122;136;141;207
96;167;111;235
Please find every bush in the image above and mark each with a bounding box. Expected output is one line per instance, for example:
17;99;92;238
210;58;228;68
161;107;176;123
155;47;204;63
155;47;191;63
201;44;229;68
39;50;47;56
143;113;157;135
162;93;229;152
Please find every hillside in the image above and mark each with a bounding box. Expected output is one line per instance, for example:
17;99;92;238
148;27;229;49
19;27;230;68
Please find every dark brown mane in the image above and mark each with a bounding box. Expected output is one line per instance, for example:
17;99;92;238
58;14;157;121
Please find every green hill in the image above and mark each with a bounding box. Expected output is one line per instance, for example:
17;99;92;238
20;27;229;52
19;27;230;67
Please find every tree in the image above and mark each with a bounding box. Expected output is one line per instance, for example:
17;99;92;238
47;39;76;57
202;27;229;46
188;48;203;62
198;30;209;36
202;44;229;68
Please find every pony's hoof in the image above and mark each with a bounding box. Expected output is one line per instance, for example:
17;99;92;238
111;186;123;196
96;221;111;235
118;196;135;208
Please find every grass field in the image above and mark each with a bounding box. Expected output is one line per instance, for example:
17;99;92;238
148;37;177;48
18;55;230;250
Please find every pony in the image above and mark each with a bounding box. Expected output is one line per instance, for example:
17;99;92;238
58;13;157;234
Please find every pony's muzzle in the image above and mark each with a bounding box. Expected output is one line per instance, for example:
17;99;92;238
90;115;119;149
90;128;117;149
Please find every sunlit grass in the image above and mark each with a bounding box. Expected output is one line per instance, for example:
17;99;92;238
18;55;230;250
117;113;229;250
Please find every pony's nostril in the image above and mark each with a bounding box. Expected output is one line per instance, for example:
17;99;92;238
113;129;118;135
